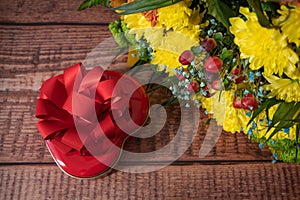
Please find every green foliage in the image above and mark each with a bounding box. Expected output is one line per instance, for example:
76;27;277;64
112;0;181;15
266;102;300;141
109;20;137;47
247;97;280;127
78;0;110;10
220;48;233;60
109;20;129;47
246;0;271;28
206;0;236;30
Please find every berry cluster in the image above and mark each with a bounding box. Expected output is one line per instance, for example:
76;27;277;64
171;36;264;112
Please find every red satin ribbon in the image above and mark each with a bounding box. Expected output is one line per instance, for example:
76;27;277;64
36;63;135;156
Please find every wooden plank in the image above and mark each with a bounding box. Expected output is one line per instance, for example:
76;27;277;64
0;90;272;163
0;25;271;163
0;25;122;79
0;25;129;91
0;163;299;199
0;0;117;23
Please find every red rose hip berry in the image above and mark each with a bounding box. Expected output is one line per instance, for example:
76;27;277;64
179;50;195;65
204;56;223;74
187;81;199;93
241;94;259;111
201;38;217;53
231;68;245;84
233;96;243;109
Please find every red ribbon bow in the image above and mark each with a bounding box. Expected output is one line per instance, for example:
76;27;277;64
36;63;145;156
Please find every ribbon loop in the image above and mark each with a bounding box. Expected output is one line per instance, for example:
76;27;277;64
36;63;139;156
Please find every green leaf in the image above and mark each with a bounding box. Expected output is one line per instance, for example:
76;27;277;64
213;32;223;43
266;102;300;141
113;0;181;15
267;102;300;133
295;124;300;162
247;0;271;28
206;0;236;30
220;48;233;60
78;0;106;10
267;120;295;141
247;97;279;127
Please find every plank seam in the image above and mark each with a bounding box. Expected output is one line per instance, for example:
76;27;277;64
0;160;273;166
0;22;110;26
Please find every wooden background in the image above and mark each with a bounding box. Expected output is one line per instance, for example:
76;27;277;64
1;0;300;199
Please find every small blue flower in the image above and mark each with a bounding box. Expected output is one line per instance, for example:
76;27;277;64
257;91;263;97
194;99;199;104
243;90;249;95
184;95;190;100
201;91;207;96
246;112;251;117
207;29;213;36
255;71;261;77
249;72;255;82
191;61;196;66
270;140;275;146
252;122;257;129
258;143;264;149
210;19;216;24
200;82;205;87
183;72;189;78
198;72;203;78
247;129;253;135
272;160;277;164
232;58;237;63
204;110;208;115
272;153;278;159
190;68;195;75
284;128;290;133
232;92;235;96
268;120;272;125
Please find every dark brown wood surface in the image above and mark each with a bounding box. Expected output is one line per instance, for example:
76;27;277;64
0;1;299;199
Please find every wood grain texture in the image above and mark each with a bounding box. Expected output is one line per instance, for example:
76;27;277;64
0;25;132;90
0;90;272;163
0;25;272;163
1;164;299;200
0;0;117;23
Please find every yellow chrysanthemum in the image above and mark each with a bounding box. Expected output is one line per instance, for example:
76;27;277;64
157;2;204;41
229;7;298;76
124;1;205;74
151;50;182;74
199;90;249;133
263;67;300;102
273;6;300;46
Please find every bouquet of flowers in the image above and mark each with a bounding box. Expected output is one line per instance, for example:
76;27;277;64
79;0;300;163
